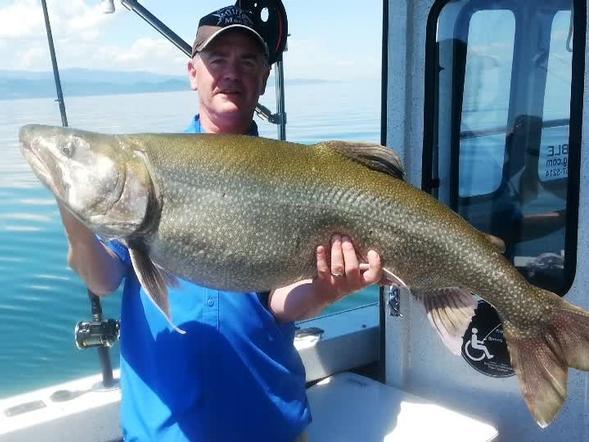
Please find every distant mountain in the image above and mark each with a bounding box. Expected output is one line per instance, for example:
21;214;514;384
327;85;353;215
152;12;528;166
0;69;189;100
0;68;185;83
0;68;334;101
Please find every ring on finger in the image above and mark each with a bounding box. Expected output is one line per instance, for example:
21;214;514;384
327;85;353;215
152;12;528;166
331;271;344;278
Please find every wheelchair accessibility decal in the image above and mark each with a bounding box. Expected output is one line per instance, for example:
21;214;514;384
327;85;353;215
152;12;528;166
461;300;514;378
464;327;495;361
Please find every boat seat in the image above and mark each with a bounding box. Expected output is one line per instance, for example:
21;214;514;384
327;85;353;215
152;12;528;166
306;372;498;442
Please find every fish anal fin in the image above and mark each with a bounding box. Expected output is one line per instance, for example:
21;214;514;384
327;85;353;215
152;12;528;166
413;287;476;355
320;141;405;180
502;291;589;427
128;247;185;334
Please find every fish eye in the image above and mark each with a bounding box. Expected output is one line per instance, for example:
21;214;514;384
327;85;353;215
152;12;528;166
60;141;75;158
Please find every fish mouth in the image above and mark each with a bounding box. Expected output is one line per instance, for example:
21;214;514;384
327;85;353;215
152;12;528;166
20;139;65;198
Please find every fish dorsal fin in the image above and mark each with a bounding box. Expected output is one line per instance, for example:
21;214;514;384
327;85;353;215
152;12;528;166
319;141;405;180
480;232;506;254
128;246;185;334
412;287;476;355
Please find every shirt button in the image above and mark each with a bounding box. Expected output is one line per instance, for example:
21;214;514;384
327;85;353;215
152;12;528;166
207;297;215;307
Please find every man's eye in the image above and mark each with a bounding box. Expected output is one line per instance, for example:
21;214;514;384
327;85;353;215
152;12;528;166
241;60;258;70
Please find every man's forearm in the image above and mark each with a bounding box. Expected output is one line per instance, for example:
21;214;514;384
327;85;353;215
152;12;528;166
269;280;333;323
58;203;125;295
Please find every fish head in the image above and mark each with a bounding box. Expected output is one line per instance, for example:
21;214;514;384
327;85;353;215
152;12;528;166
19;124;156;238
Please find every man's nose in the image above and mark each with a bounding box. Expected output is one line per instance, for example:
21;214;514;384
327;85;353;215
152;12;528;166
221;60;240;80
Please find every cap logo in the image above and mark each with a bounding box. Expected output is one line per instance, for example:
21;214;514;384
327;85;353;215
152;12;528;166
212;6;255;27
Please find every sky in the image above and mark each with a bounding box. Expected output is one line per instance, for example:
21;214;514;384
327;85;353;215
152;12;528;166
0;0;383;80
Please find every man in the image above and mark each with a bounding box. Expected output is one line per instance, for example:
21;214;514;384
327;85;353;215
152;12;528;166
59;5;382;441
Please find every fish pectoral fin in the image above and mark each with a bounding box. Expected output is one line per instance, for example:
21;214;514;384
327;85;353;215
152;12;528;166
503;290;589;428
128;247;185;334
128;247;170;314
161;268;180;289
413;287;476;355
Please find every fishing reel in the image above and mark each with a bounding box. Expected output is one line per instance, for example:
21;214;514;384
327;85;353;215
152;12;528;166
236;0;288;65
74;318;120;349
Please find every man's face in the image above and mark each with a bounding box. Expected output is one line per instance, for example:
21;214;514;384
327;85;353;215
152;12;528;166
188;30;270;131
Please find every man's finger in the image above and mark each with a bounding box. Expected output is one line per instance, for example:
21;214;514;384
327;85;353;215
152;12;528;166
362;250;382;284
341;236;360;278
316;245;330;279
330;234;344;277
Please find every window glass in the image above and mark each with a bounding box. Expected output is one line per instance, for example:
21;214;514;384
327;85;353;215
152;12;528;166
539;11;572;183
460;10;514;197
430;0;577;294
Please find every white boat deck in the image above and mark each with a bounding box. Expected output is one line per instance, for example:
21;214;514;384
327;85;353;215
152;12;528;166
307;372;498;442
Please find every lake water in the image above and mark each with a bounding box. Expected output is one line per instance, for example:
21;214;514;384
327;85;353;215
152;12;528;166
0;80;382;398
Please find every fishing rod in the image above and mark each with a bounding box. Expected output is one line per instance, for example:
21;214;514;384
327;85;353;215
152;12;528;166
41;0;67;127
41;0;118;390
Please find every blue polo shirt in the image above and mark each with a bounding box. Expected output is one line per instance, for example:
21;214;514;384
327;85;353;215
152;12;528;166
115;116;311;441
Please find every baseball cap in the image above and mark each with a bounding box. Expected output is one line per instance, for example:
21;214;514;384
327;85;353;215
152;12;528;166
191;5;269;59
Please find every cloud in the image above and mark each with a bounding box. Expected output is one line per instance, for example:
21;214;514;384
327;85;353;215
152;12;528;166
65;1;109;31
0;0;188;74
96;38;187;74
284;37;381;81
0;0;111;41
19;45;48;70
0;0;379;78
0;0;44;39
0;0;122;71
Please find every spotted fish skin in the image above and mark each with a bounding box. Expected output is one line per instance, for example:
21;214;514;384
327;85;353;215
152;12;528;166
18;124;589;428
138;133;403;291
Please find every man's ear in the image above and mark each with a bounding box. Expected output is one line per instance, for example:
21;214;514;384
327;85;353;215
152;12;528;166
259;65;271;95
187;59;198;91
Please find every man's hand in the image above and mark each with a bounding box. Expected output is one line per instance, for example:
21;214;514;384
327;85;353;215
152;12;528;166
268;234;383;322
314;234;382;305
57;201;125;296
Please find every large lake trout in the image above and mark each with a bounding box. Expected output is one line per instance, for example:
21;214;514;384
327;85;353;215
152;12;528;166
19;123;589;428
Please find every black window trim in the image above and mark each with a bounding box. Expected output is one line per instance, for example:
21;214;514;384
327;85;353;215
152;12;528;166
422;0;585;295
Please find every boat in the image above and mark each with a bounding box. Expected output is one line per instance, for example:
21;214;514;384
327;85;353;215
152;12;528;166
1;0;587;440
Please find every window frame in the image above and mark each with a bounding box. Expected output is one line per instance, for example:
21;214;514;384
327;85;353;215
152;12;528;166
422;0;586;295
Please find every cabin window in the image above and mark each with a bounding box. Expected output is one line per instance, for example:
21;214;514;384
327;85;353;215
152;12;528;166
460;10;515;198
425;0;583;294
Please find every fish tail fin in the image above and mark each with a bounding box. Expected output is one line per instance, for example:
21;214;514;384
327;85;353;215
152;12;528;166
502;289;589;428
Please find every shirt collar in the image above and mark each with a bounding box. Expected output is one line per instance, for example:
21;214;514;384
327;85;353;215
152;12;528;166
186;115;259;136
